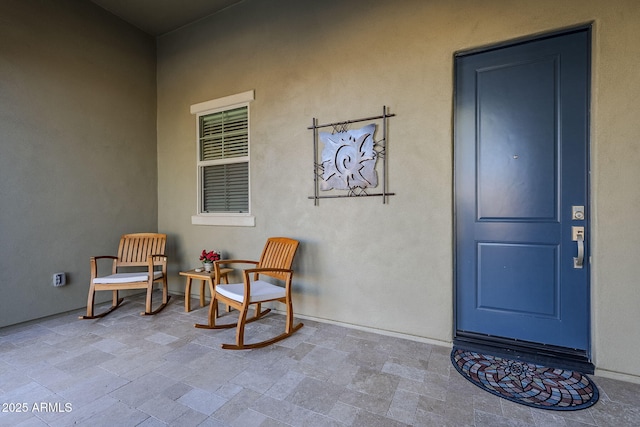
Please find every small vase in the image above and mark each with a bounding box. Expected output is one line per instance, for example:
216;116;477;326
203;262;213;272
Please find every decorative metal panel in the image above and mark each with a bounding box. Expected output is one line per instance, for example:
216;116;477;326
319;123;377;191
308;107;395;205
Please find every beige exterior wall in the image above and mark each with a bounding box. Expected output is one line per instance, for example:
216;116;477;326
0;0;157;325
157;0;640;380
1;0;638;381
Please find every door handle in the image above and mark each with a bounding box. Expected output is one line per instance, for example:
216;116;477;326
572;226;585;269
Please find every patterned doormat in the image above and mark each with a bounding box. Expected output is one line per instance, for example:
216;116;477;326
451;348;599;411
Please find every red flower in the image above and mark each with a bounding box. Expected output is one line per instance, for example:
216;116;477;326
199;249;220;263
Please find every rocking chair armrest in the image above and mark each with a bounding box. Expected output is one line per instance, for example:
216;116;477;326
90;256;118;278
91;255;118;261
146;254;167;271
214;259;259;267
90;255;118;268
213;260;257;283
243;267;293;275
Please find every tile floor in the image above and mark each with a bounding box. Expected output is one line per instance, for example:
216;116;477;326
1;293;639;426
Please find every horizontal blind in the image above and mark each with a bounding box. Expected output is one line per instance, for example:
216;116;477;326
200;107;248;161
202;163;249;213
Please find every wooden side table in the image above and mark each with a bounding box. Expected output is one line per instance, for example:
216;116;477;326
178;268;233;312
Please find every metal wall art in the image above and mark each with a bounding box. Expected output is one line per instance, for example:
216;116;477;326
319;123;377;191
308;106;395;205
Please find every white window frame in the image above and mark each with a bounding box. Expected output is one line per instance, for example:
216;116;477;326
190;90;255;227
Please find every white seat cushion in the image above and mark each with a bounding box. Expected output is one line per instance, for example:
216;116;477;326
216;280;285;303
93;271;163;284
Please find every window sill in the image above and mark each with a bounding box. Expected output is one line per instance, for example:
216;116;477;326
191;215;255;227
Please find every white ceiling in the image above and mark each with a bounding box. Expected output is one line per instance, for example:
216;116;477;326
90;0;244;36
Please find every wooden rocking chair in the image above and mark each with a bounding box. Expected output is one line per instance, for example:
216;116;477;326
195;237;302;350
80;233;170;319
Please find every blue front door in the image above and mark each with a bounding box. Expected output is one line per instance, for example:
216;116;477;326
454;28;591;353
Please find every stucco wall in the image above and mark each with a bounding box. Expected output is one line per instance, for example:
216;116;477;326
157;0;640;379
0;0;158;326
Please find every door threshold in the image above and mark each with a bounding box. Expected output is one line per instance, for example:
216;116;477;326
454;332;594;374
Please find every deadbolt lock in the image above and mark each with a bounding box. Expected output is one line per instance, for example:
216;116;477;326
572;206;585;220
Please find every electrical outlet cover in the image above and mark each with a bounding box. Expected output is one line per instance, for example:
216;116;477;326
53;272;66;287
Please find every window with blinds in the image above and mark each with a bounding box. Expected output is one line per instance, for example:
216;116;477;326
197;106;250;213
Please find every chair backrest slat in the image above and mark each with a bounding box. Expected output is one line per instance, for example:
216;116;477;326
257;237;299;281
117;233;166;267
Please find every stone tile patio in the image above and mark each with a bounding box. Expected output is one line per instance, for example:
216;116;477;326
1;294;639;426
